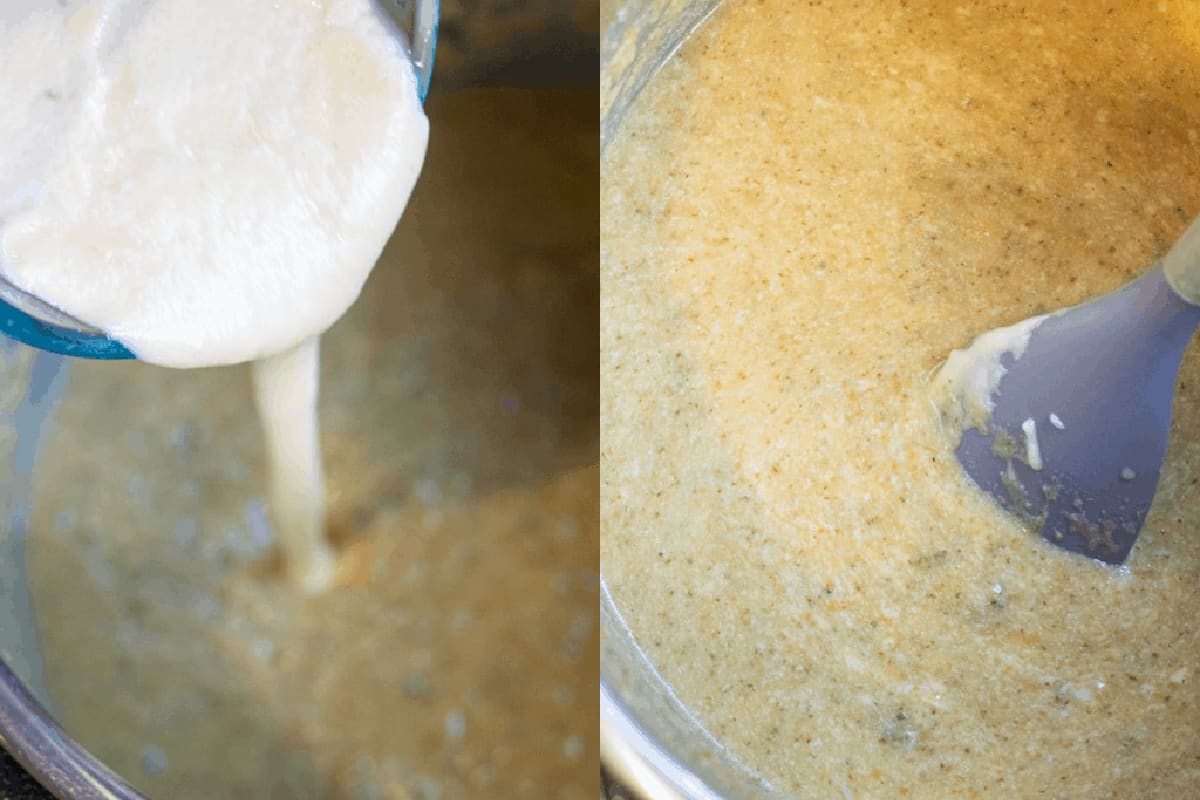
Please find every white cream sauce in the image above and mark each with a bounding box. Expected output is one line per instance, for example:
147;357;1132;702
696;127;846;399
929;313;1046;439
0;0;429;589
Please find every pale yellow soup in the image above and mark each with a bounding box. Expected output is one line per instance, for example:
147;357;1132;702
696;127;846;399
602;2;1200;797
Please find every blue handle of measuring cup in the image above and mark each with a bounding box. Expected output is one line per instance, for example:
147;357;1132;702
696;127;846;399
0;302;134;360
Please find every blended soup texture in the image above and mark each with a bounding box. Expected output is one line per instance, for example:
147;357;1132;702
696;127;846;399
601;1;1200;797
30;89;598;800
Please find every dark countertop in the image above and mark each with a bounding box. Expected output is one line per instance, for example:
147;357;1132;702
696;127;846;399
602;768;636;800
0;750;51;800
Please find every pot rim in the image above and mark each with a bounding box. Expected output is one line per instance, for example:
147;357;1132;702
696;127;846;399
0;658;145;800
600;675;726;800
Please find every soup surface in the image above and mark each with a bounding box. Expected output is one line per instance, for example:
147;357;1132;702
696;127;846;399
30;89;599;800
602;2;1200;796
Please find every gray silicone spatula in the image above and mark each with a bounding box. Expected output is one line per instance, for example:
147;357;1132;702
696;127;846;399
934;216;1200;563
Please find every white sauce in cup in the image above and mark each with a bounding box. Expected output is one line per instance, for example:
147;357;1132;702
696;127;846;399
0;0;429;589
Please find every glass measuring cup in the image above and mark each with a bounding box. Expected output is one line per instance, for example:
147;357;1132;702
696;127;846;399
0;0;439;362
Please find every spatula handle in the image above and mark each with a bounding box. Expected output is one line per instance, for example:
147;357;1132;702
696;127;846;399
1164;216;1200;305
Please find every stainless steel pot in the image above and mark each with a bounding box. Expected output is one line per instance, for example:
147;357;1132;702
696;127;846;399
599;3;782;798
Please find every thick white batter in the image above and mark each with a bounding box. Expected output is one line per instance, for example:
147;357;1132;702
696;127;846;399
0;0;428;367
0;0;429;589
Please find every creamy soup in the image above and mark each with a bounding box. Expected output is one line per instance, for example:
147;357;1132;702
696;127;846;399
31;89;598;800
602;2;1200;797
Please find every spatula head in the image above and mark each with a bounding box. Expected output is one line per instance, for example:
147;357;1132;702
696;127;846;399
946;266;1200;563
